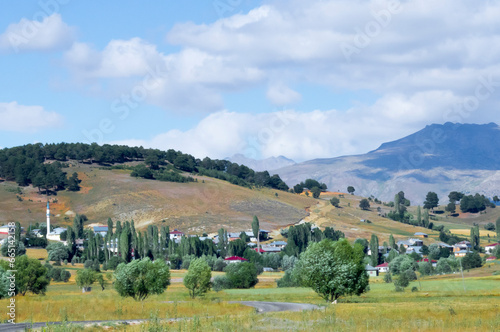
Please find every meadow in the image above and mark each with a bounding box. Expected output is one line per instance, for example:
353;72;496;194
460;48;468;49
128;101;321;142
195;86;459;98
3;262;499;331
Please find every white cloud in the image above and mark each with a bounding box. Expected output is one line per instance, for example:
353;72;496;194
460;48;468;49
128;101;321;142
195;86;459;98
266;83;302;106
110;89;464;161
0;102;64;132
0;14;76;53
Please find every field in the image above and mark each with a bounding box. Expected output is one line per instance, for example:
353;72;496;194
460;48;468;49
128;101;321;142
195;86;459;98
3;264;499;331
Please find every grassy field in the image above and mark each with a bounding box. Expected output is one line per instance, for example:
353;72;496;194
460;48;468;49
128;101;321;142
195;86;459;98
6;267;499;331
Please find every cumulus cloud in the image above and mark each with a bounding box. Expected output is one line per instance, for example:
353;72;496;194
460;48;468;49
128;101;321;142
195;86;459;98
110;89;465;161
0;14;76;53
0;102;64;132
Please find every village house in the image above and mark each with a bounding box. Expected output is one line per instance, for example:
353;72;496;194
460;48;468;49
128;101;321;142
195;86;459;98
453;241;472;256
269;241;287;249
376;262;389;273
224;256;248;264
414;232;428;238
397;238;424;249
47;227;67;241
93;226;108;237
169;229;184;240
485;243;499;254
365;265;379;277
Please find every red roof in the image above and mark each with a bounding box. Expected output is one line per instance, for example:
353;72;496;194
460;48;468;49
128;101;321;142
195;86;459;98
224;256;248;261
417;258;437;263
486;256;497;260
253;248;265;253
170;230;184;234
486;243;499;247
376;262;389;267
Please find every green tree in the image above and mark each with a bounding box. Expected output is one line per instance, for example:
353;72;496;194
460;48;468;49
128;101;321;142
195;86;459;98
448;191;464;203
347;186;355;195
310;186;321;198
416;206;422;226
7;255;50;296
299;239;369;302
67;172;81;191
496;217;500;241
470;226;480;251
46;242;69;262
1;240;26;257
359;199;370;210
394;271;410;291
183;258;212;298
445;202;456;214
369;234;379;267
330;197;340;207
389;234;396;251
423;192;439;211
252;216;260;254
114;258;171;301
224;262;259;289
76;268;98;292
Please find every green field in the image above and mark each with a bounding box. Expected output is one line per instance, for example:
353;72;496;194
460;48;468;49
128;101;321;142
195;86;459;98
3;262;499;331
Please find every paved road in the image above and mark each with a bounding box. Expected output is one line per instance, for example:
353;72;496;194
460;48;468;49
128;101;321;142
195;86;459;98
0;301;320;331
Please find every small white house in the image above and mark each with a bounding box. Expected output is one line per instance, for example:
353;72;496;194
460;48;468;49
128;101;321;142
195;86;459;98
485;243;499;254
365;265;379;277
376;262;389;273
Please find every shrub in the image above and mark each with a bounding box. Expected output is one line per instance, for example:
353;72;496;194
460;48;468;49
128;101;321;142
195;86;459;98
383;273;392;283
107;256;124;270
63;259;68;265
212;258;226;272
411;286;419;292
212;276;232;292
84;260;93;269
224;262;259;289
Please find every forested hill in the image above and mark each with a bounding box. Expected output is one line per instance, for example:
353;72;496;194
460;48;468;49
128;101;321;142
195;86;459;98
0;143;289;193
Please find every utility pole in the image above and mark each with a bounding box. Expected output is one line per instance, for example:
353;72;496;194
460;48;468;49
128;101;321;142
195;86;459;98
459;257;466;292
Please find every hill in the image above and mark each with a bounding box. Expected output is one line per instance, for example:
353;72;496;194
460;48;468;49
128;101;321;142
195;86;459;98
276;123;500;204
0;162;312;233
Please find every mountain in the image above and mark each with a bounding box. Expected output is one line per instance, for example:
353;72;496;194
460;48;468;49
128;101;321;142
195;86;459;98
227;154;296;172
276;123;500;204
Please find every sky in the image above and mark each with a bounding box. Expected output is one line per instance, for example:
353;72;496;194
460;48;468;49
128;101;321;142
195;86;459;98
1;0;500;162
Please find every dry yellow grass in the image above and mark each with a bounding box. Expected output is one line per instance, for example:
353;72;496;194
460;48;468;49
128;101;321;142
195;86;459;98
450;228;496;237
26;248;48;260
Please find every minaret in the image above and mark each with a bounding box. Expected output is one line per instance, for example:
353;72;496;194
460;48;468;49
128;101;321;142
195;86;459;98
46;201;51;235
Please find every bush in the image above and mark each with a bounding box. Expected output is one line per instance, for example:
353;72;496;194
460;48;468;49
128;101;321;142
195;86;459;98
277;270;301;288
224;262;259;289
383;273;392;283
84;260;93;269
63;259;68;265
212;258;227;272
411;286;419;292
107;256;124;270
212;276;233;292
394;286;405;292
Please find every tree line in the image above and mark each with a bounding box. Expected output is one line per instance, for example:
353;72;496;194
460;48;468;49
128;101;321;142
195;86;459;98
0;142;289;192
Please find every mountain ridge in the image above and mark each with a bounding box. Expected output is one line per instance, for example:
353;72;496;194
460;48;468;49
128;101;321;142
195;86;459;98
275;122;500;204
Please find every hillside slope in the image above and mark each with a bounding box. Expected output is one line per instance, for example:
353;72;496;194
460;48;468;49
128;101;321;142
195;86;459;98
276;123;500;204
0;163;312;233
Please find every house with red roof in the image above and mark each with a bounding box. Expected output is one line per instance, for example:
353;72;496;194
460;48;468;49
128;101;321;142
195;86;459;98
224;256;248;264
485;243;499;254
486;256;497;262
417;258;438;268
375;262;389;273
169;229;184;240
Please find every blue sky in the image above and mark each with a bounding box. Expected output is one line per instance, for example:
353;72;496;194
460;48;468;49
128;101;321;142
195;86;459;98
1;0;500;161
